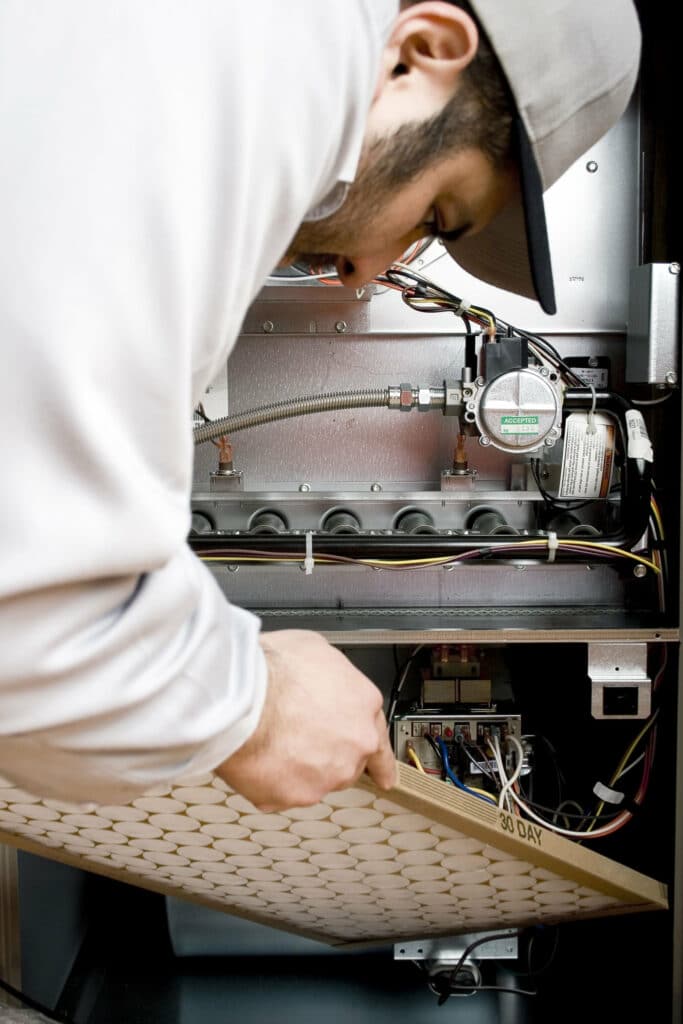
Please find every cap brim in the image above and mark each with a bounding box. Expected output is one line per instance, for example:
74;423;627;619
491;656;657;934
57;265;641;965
443;117;557;316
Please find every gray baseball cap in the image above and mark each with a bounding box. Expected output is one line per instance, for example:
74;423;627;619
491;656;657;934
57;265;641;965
445;0;642;315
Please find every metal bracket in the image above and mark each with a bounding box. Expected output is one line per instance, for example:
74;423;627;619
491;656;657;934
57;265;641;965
588;642;651;719
394;930;518;962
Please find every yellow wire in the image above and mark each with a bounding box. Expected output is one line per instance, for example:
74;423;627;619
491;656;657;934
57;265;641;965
466;785;497;802
586;711;658;830
199;539;660;573
609;711;658;785
406;747;426;774
469;305;496;331
650;497;665;539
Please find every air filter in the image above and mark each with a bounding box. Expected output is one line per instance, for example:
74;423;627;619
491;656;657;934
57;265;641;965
0;764;667;946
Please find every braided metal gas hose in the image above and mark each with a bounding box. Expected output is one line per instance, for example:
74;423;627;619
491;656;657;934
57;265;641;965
193;385;447;445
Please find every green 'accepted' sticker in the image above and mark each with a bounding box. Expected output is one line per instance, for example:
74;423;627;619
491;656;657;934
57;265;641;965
500;415;539;435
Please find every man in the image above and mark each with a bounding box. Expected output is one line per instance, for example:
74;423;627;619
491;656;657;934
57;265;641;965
0;1;641;809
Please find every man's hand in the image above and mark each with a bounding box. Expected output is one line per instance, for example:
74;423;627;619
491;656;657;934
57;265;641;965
216;629;397;811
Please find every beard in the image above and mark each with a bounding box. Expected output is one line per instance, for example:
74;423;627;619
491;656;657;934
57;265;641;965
281;114;451;273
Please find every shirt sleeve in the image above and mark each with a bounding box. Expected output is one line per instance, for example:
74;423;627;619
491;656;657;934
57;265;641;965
0;3;278;803
0;0;395;802
0;551;268;805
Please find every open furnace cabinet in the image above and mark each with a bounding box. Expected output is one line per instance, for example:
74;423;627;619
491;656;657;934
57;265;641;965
0;3;681;1022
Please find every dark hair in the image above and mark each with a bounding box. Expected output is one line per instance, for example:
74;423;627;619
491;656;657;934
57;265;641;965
382;0;515;184
447;0;515;167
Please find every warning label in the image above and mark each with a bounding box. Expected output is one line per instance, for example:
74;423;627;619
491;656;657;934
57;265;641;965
558;413;616;499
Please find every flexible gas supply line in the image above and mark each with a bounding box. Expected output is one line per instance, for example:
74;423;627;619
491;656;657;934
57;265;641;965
193;386;447;445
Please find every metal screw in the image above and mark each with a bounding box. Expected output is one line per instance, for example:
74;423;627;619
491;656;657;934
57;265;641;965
262;320;274;333
370;482;382;492
227;564;240;573
669;262;680;276
665;371;678;385
335;320;348;333
544;437;556;447
633;564;648;578
299;483;311;492
479;435;491;447
540;366;549;376
586;160;598;173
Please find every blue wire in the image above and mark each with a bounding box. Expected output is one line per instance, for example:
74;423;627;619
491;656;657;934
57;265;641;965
437;736;496;806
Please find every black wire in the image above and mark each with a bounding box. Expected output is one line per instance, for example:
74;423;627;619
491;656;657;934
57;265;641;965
194;403;212;423
457;736;499;786
387;646;424;723
421;732;446;778
501;322;585;385
438;930;526;1005
422;732;442;760
0;974;74;1023
516;926;561;978
423;929;532;1007
530;459;598;514
446;984;536;998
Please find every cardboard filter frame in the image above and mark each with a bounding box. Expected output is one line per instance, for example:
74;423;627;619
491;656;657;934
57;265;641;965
0;763;668;947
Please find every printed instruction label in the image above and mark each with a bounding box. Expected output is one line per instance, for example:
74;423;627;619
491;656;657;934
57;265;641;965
625;409;654;462
500;415;539;435
558;412;615;499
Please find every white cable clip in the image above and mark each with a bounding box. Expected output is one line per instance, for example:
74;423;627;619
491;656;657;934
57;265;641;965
304;530;314;575
593;781;624;805
455;295;471;316
586;383;597;434
547;531;558;563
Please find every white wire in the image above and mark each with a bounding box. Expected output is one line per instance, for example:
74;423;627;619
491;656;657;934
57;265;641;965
488;737;511;812
505;787;629;839
615;751;646;781
267;270;338;282
495;734;524;811
495;737;632;839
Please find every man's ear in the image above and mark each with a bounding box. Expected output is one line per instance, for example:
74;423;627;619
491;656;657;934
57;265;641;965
373;2;478;105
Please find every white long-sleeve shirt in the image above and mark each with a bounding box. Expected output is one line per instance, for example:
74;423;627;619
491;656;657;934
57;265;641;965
0;0;397;802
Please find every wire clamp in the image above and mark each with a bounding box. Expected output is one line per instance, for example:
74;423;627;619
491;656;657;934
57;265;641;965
547;531;558;563
303;531;314;575
593;781;624;805
454;296;471;316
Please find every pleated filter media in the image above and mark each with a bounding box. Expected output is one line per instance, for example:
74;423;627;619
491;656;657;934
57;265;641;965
0;763;667;947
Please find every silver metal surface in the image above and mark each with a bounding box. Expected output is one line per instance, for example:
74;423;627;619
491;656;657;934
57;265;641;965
206;561;624;611
394;932;519;961
588;642;651;719
250;614;677;645
626;263;680;384
472;367;563;453
192;489;547;533
241;285;372;337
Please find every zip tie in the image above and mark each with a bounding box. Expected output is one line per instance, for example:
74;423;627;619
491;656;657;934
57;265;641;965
455;296;471;316
304;531;314;575
547;531;558;563
586;383;597;434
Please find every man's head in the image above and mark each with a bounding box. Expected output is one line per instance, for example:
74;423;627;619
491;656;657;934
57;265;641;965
283;0;642;314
